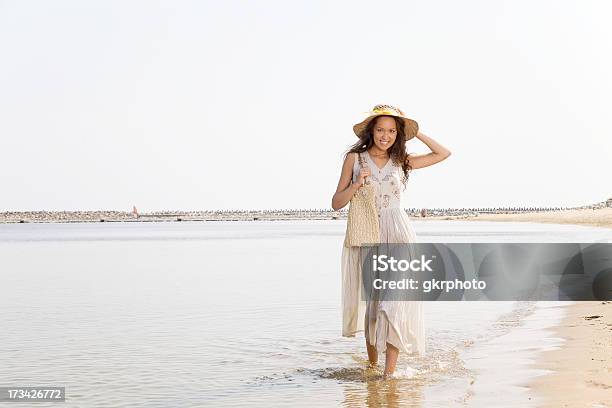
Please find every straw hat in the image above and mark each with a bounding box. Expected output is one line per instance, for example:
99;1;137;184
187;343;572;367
353;104;419;140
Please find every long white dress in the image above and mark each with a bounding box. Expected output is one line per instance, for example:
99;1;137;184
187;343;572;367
341;150;426;356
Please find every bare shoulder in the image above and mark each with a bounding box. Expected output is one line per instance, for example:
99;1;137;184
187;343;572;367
343;152;358;167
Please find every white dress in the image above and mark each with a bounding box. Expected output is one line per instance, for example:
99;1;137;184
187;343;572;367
341;150;426;356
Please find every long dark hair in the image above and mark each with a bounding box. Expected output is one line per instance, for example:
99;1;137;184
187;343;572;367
344;115;413;187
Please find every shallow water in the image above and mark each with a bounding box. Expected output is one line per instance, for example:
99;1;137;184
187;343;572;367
0;220;609;407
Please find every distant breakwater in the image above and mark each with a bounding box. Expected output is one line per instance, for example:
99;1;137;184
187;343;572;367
1;203;609;224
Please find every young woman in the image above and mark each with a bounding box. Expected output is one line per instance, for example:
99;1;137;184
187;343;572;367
331;104;451;378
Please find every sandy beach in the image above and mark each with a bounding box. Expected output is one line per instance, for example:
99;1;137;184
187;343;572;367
471;209;612;407
527;301;612;407
426;208;612;406
430;207;612;229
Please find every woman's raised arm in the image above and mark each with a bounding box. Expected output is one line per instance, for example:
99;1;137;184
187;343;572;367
407;131;452;169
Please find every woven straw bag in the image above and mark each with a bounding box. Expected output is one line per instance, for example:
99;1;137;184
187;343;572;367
344;153;380;247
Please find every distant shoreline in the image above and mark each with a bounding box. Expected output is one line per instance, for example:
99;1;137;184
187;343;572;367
1;207;611;229
452;207;612;229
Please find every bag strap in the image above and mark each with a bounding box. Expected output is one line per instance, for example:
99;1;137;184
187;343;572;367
356;152;368;184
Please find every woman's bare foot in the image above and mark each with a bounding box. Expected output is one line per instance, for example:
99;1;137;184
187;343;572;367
366;339;378;366
383;342;399;377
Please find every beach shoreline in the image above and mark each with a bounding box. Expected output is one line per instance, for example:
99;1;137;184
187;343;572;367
526;301;612;407
428;207;612;230
411;214;611;405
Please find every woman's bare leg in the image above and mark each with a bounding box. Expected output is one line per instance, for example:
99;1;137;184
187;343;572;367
383;343;399;377
366;338;378;366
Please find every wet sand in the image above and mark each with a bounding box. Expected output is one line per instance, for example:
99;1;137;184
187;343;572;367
527;301;612;407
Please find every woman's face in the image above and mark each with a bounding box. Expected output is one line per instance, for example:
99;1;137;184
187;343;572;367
371;116;397;151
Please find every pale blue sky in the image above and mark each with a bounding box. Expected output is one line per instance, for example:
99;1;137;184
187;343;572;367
1;0;611;211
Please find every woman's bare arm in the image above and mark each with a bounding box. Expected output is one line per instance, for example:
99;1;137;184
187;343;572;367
407;131;452;169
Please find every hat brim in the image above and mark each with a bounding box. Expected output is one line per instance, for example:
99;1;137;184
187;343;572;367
353;114;419;140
